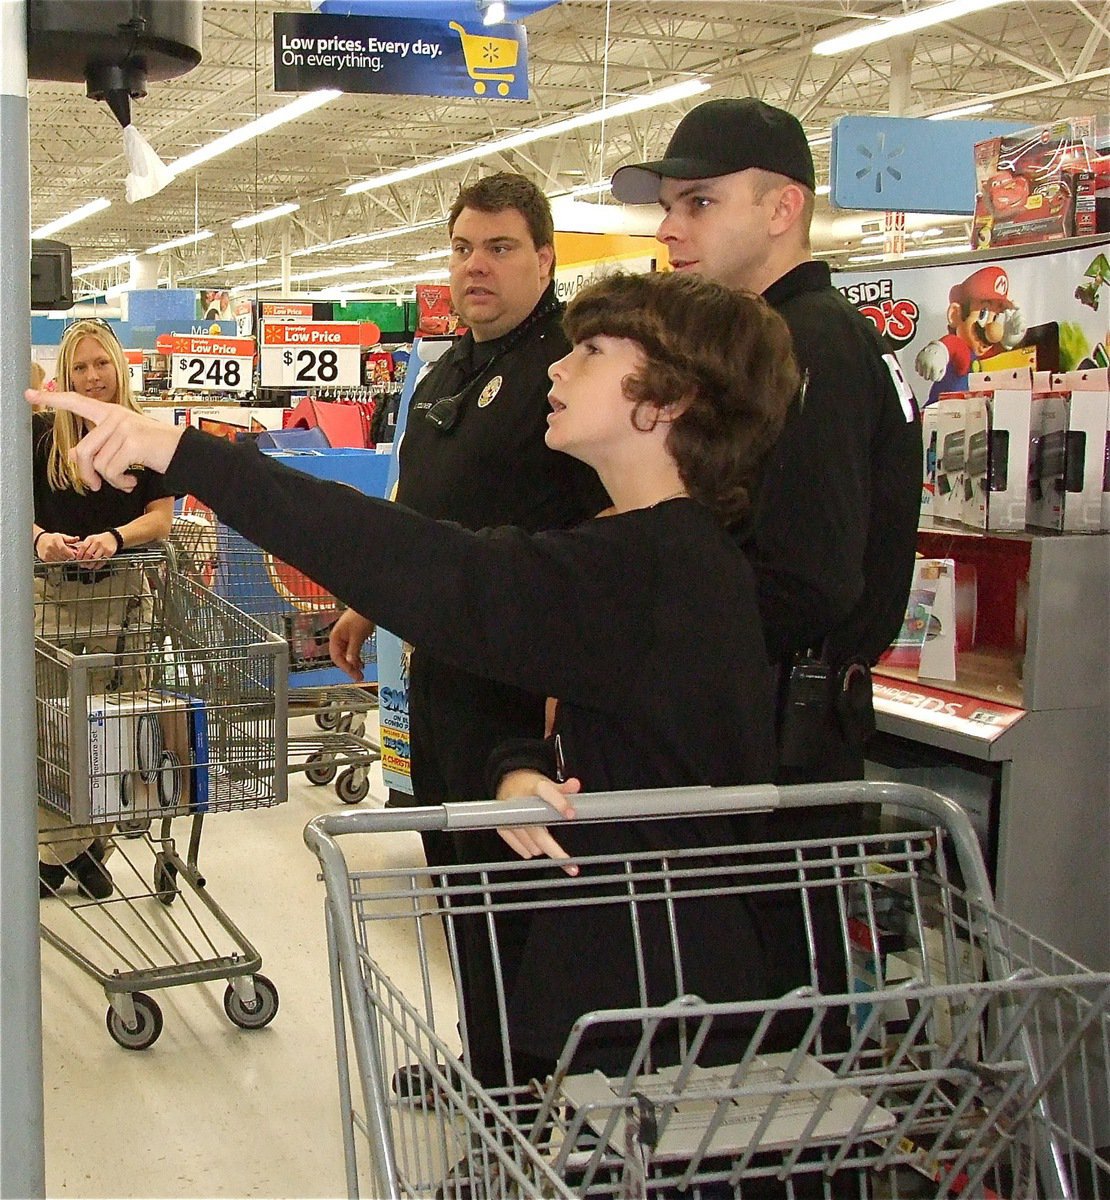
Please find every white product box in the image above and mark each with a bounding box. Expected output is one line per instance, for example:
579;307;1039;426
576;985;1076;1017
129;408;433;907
1027;392;1070;531
1050;369;1110;531
919;405;941;526
932;398;968;524
966;369;1033;530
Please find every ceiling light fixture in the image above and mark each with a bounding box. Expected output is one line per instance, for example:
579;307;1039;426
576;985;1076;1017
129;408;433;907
815;184;831;197
807;134;832;148
291;259;394;283
145;229;214;255
927;101;994;120
290;217;444;259
480;0;507;25
369;268;452;287
230;276;285;294
413;249;452;261
33;197;111;238
72;252;134;277
814;0;1016;56
345;78;710;195
169;90;341;177
178;257;270;282
231;202;301;230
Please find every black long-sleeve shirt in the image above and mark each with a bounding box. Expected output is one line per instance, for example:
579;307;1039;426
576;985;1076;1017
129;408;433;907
752;261;922;666
167;428;782;1065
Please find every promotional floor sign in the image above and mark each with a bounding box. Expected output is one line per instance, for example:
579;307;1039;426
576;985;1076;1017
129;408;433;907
375;337;452;794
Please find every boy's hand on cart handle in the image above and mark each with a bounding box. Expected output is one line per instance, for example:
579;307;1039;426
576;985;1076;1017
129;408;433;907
496;770;581;876
329;610;376;682
26;389;183;491
35;531;80;562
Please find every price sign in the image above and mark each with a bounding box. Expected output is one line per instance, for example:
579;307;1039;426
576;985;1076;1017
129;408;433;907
169;335;255;394
260;322;361;389
125;349;145;395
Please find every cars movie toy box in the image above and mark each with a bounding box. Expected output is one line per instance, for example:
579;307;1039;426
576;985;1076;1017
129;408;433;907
972;117;1106;250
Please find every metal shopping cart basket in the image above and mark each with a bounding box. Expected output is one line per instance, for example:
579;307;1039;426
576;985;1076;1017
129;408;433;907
304;781;1110;1199
35;547;289;1049
170;510;380;804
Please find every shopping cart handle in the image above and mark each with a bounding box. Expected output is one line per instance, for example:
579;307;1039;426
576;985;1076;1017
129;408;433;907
443;783;782;830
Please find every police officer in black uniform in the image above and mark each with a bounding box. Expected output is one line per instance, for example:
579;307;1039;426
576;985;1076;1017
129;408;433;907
612;97;922;785
612;99;922;1026
329;174;608;1085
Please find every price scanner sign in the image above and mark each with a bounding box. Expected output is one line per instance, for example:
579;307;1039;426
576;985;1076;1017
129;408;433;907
260;322;361;388
169;335;255;394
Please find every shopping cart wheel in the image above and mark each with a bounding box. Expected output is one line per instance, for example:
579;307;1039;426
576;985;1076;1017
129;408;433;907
305;752;338;786
118;817;151;839
315;709;341;731
153;853;179;905
223;974;279;1030
336;767;370;805
105;993;163;1051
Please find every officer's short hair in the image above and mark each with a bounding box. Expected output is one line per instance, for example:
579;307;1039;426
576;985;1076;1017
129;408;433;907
564;271;799;527
448;173;556;268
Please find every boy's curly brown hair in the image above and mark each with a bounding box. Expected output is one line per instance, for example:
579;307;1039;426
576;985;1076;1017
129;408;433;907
563;271;799;525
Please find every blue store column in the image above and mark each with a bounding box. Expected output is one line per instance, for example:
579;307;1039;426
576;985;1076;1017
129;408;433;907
0;2;47;1197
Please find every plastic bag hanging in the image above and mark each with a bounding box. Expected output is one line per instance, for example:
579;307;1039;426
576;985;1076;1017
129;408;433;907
124;124;174;203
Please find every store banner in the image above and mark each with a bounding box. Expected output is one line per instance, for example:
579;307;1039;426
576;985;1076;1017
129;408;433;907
273;11;529;100
834;240;1110;408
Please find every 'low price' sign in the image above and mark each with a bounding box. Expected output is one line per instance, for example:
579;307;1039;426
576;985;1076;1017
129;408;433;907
169;335;256;394
260;322;361;388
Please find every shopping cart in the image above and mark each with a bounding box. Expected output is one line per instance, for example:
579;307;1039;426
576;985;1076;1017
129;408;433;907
449;22;519;95
304;781;1110;1199
170;511;381;804
35;547;289;1049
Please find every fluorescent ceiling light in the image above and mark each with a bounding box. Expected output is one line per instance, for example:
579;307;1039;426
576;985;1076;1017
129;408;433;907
481;0;506;24
814;0;1015;56
230;276;285;294
807;134;832;148
178;257;270;282
290;217;443;259
291;259;394;283
345;78;710;195
72;252;134;277
33;197;111;238
231;202;300;230
815;184;831;196
372;269;451;286
145;229;214;255
927;102;994;120
413;249;452;261
169;90;341;176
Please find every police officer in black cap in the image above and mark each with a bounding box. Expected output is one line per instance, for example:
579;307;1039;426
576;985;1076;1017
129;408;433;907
613;97;922;785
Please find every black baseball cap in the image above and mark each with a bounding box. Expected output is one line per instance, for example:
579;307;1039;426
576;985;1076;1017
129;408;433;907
611;97;816;204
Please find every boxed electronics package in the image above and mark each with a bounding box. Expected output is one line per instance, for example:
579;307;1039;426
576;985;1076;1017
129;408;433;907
931;398;968;524
1032;367;1110;531
971;116;1109;250
963;369;1034;530
86;690;209;824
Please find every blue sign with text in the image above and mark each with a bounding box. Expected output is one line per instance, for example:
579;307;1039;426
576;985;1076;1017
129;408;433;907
273;11;529;100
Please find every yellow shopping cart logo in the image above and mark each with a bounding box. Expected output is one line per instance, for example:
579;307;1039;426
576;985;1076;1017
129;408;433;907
449;22;519;96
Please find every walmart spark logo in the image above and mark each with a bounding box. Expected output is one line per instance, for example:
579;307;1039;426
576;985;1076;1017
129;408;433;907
855;132;905;195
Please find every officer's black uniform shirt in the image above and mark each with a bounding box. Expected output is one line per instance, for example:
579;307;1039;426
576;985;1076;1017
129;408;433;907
397;282;608;532
749;260;922;666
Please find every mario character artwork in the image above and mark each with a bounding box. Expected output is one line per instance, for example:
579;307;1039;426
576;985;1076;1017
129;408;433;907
914;266;1026;406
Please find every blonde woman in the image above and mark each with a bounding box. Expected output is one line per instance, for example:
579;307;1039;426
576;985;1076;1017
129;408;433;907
32;319;173;899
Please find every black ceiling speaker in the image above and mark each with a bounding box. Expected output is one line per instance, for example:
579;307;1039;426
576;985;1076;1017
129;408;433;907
27;1;202;127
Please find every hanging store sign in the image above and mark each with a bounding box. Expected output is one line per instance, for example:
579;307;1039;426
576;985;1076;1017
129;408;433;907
260;321;362;388
273;11;529;100
169;335;256;394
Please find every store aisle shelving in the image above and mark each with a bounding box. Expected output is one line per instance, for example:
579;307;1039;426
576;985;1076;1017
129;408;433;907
41;718;413;1199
